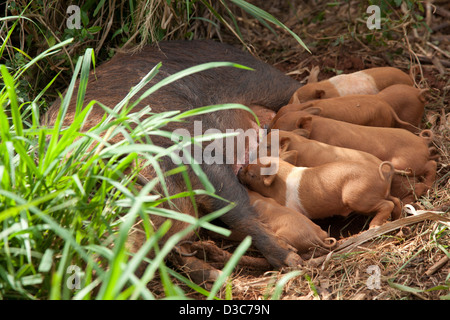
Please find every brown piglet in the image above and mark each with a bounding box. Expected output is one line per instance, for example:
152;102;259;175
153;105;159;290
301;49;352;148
239;155;402;229
376;84;427;128
272;95;417;132
259;130;425;204
247;190;337;259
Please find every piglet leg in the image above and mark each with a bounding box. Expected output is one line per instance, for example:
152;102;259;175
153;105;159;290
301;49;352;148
368;199;397;229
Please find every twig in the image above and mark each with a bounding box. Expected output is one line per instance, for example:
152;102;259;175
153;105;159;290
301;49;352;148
431;34;450;41
425;255;450;276
95;0;116;56
404;53;450;68
425;0;432;27
308;211;450;267
427;41;450;60
402;25;424;87
23;13;75;72
432;56;446;75
335;211;450;254
416;43;448;75
435;5;450;18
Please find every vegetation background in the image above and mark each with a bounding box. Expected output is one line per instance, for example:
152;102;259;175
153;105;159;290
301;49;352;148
0;0;448;300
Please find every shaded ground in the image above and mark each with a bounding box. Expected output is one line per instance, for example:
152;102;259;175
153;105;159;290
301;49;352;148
167;0;450;300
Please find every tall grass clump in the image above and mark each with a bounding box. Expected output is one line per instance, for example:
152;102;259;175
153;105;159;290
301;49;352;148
0;36;263;299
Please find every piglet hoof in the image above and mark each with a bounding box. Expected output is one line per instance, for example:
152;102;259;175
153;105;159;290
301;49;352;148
283;251;303;268
368;223;381;230
265;238;303;269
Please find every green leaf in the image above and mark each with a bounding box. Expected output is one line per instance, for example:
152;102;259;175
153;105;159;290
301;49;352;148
87;26;102;33
0;65;23;137
75;48;95;116
0;190;63;223
388;280;424;293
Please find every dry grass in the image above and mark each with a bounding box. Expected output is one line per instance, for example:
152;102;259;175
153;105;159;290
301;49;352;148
1;0;246;97
227;216;450;300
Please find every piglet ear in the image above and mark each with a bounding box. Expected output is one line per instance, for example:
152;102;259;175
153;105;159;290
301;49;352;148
289;93;300;104
307;66;320;83
292;129;310;138
280;150;298;165
263;174;277;187
315;89;325;99
303;106;322;116
279;137;291;152
418;88;428;103
295;116;313;132
297;102;313;111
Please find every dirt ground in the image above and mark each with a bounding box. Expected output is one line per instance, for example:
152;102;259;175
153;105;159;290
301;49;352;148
159;0;450;300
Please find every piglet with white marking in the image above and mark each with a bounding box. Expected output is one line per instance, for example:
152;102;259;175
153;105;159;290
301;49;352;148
238;155;402;229
248;190;337;259
289;67;413;104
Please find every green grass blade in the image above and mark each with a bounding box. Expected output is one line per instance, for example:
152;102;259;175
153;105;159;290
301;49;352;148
230;0;310;53
0;190;63;223
130;62;253;110
12;38;74;81
0;65;23;137
75;48;95;116
44;56;83;169
207;236;252;300
270;271;302;300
